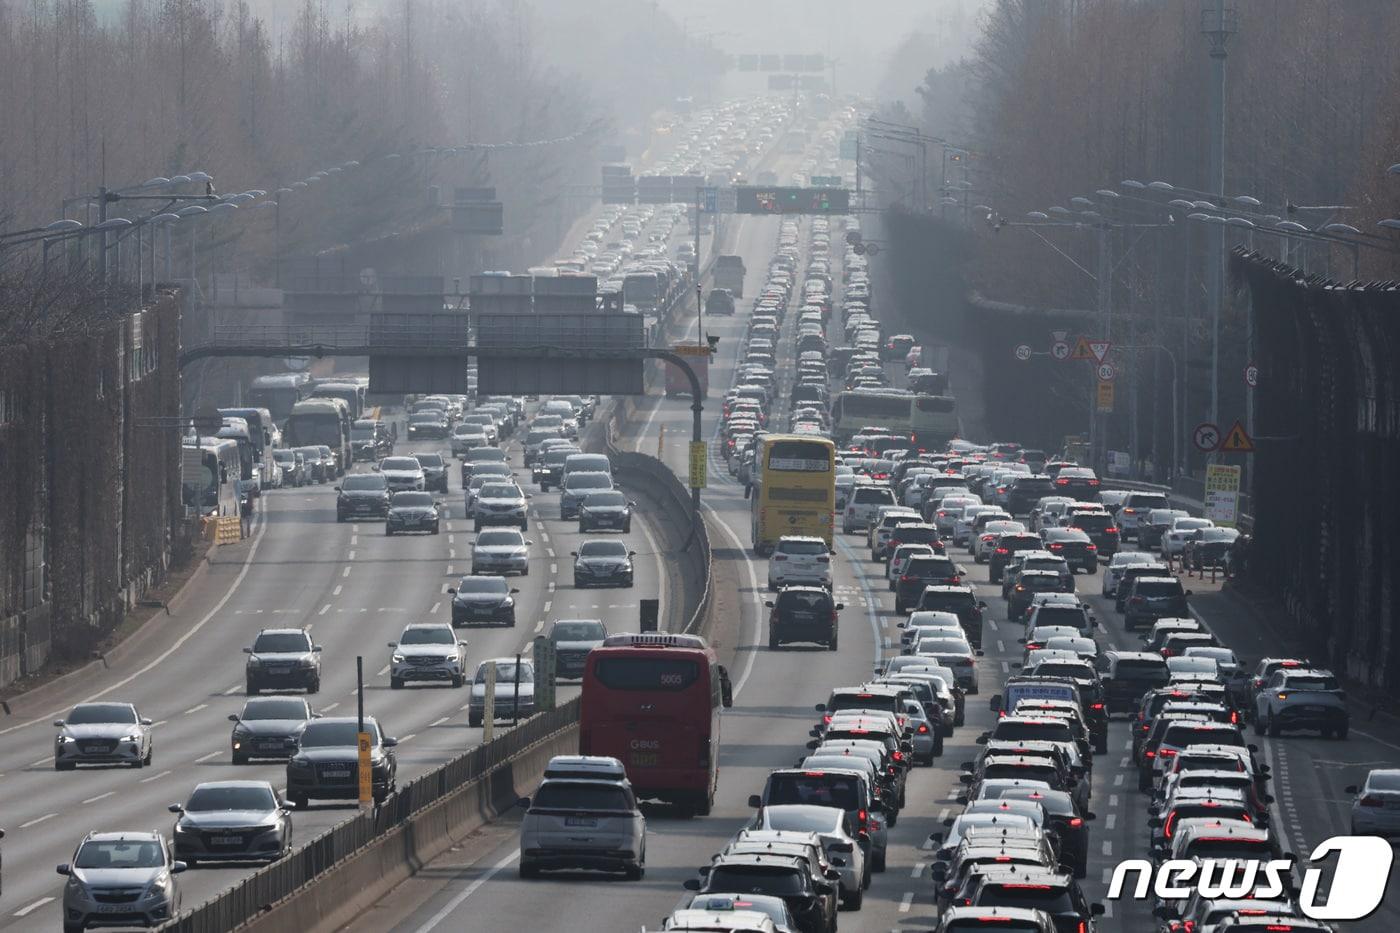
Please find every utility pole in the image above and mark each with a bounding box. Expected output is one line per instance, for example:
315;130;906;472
1094;223;1111;474
1203;0;1236;451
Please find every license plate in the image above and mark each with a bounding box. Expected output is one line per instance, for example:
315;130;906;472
322;769;351;778
212;835;244;845
96;905;134;913
629;751;659;767
564;817;598;827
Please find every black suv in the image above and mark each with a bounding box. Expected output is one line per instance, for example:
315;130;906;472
895;555;966;614
1122;575;1191;630
989;533;1046;583
1040;528;1098;574
1063;511;1119;557
957;866;1105;931
244;629;322;695
1096;650;1171;715
335;473;390;522
285;716;397;807
684;853;838;933
414;452;450;493
767;586;843;650
1004;475;1057;516
913;585;987;647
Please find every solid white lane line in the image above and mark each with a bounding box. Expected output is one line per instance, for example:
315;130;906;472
29;756;53;767
151;720;167;728
223;684;242;695
20;812;56;828
196;751;221;763
1;500;271;737
83;791;116;804
13;897;54;917
139;769;172;784
411;850;520;932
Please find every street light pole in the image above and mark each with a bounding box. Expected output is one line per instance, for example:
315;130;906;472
1203;0;1236;446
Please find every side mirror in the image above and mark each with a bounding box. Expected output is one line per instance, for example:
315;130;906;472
682;879;702;892
824;869;842;881
806;740;820;750
975;734;989;745
1265;794;1276;804
1248;743;1259;753
57;864;72;876
1185;590;1194;596
1345;785;1359;795
814;703;827;712
168;804;184;814
140;718;154;726
383;737;399;748
517;796;531;809
748;794;762;809
765;601;775;608
387;642;398;648
835;603;845;611
831;841;854;854
333;486;342;492
809;728;821;738
53;719;65;727
510;588;520;594
928;832;944;844
958;773;974;785
956;794;968;805
281;800;296;810
628;551;637;557
242;647;253;654
978;601;988;609
227;714;240;723
959;761;975;771
570;551;578;557
447;588;457;595
1082;811;1097;821
1008;661;1019;668
1090;903;1106;917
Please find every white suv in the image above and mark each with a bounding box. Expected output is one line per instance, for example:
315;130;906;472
842;485;895;534
767;535;834;590
517;777;647;880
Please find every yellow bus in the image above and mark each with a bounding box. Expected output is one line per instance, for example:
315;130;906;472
750;434;837;555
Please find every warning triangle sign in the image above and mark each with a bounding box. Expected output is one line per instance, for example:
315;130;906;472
1220;419;1255;453
1070;336;1095;360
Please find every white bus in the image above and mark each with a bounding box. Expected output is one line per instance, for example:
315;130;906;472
830;389;914;444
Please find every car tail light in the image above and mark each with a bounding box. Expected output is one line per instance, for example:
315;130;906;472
949;576;961;585
1105;527;1119;535
918;723;929;734
1090;703;1104;711
823;714;832;724
1049;543;1064;550
1160;748;1177;758
773;554;787;561
817;555;829;563
1361;796;1385;807
1077;923;1088;933
1230;710;1239;723
1068;817;1083;828
858;808;869;830
1088;479;1100;486
1145;750;1156;758
1278;692;1289;700
1055;478;1069;486
892;750;904;762
1086;543;1097;551
995;547;1009;555
901;574;914;582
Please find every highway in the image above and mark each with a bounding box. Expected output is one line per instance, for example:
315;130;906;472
334;147;1400;933
0;414;667;930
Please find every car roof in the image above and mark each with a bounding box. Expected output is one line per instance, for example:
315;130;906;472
255;627;309;637
188;779;276;792
84;830;164;843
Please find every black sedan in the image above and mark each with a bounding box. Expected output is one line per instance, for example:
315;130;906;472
406;411;450;439
170;780;292;865
335;473;390;522
228;696;314;764
448;575;518;627
577;491;634;533
571;539;635;588
386;491;441;536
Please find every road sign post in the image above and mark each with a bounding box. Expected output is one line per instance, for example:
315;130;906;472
356;655;371;808
1096;380;1115;412
1205;463;1242;527
1220;420;1255;453
1051;341;1071;361
1014;344;1032;361
1244;363;1259;388
1096;362;1116;382
1192;422;1221;453
689;441;708;489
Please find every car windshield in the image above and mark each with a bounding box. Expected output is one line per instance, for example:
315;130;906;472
1286;675;1340;691
67;704;137;725
580;541;628;557
1183;838;1272;860
1031;607;1088;627
993;720;1073;742
274;451;296;463
242;698;307;721
1136;581;1185;597
765;774;861;809
532;782;631;811
779;539;829;555
776;591;834;611
456;576;508;594
552;621;606;641
252;633;309;653
584;492;626;507
1115;659;1170;679
300;721;377;747
381;458;421;470
566;473;611;490
409;413;442;423
978;885;1074;913
1369;772;1400;792
350;425;375;439
706;867;805;896
921;594;974;611
392;492;434;507
75;841;165;869
186;785;277;811
416;454;444;468
342;475;386;491
479;484;521;499
762;807;841;833
477;531;523;547
478;661;533;683
400;627;454;646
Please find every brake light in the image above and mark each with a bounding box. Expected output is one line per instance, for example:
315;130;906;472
949;576;961;585
892;750;904;762
858;808;869;829
1085;543;1097;551
823;714;832;724
1055;478;1069;486
1091;703;1104;710
1145;750;1156;758
901;574;914;582
918;723;929;733
1159;748;1177;757
1049;543;1064;550
1088;479;1100;486
1077;922;1088;933
1266;926;1294;932
995;547;1009;555
1106;527;1119;535
804;771;826;777
1003;883;1052;890
1068;817;1083;828
1278;692;1289;700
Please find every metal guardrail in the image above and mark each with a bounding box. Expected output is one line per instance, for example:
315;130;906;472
159;699;580;933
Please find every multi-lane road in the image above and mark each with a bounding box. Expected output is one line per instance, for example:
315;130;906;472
0;414;668;930
334;175;1400;933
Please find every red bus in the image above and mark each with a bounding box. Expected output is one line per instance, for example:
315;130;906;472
579;633;733;815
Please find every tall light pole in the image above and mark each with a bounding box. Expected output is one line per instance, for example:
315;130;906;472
1202;0;1236;439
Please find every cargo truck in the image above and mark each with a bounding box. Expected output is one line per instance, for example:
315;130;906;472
714;255;745;298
